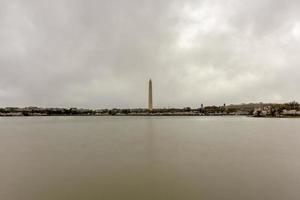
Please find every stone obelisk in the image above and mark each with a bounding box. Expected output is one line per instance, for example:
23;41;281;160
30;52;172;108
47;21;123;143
148;79;153;111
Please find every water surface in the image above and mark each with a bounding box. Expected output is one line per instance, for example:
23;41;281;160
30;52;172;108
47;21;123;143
0;116;300;200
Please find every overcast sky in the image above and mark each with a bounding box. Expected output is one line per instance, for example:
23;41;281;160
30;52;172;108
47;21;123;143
0;0;300;108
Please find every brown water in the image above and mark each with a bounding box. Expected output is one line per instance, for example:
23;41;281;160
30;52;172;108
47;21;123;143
0;116;300;200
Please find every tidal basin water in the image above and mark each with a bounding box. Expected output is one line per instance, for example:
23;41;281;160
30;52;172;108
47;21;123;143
1;116;300;200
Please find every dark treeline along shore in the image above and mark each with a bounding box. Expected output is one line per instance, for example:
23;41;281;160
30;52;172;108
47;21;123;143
0;101;299;118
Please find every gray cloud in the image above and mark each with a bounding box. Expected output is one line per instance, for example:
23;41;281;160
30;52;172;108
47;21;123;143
0;0;299;108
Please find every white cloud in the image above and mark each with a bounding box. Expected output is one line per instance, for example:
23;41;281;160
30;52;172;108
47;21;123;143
0;0;299;108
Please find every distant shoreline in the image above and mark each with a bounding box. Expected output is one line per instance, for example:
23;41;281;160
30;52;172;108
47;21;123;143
1;102;300;118
1;114;300;118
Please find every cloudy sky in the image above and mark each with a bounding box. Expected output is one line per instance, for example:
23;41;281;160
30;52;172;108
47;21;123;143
0;0;299;108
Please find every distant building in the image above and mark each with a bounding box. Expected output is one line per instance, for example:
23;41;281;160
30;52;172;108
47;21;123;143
148;79;153;111
200;104;204;112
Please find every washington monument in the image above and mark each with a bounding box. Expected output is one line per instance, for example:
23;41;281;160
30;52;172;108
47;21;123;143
148;79;153;111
